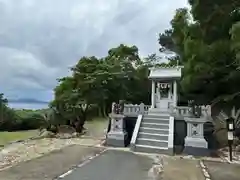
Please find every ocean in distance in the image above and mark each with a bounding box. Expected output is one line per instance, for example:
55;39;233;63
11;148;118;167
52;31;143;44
8;102;49;110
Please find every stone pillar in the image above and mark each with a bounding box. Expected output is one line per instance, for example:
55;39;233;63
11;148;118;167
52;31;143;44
168;83;172;100
173;80;177;107
151;80;156;108
183;117;209;156
106;113;128;147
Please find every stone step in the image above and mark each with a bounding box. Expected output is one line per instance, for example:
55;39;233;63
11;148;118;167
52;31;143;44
138;132;169;141
145;114;170;118
139;127;169;134
142;118;169;124
141;123;169;130
137;138;168;147
148;109;170;114
134;144;170;154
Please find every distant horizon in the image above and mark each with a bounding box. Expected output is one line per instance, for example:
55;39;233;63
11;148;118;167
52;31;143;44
8;98;50;104
8;101;49;110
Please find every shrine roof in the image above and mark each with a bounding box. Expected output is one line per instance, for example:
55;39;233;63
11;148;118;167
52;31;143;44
148;66;183;80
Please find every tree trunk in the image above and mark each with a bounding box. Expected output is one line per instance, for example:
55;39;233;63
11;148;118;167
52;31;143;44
102;102;106;117
98;106;102;117
75;105;89;133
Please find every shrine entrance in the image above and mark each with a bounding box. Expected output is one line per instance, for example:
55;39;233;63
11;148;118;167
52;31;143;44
149;66;182;111
156;82;174;110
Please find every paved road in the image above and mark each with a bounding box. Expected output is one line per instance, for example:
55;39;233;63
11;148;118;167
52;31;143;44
0;145;104;180
61;150;153;180
204;160;240;180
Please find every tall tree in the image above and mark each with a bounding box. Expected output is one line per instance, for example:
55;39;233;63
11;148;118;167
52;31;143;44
51;44;152;132
159;1;240;104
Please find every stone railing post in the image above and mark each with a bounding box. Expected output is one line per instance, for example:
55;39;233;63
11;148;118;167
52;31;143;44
107;103;128;147
139;103;144;114
183;117;209;156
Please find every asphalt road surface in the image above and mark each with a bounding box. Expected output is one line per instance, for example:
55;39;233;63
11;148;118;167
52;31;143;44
61;150;153;180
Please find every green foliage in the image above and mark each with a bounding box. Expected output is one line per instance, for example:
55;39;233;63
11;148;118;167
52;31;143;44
51;44;154;132
0;94;51;131
159;0;240;104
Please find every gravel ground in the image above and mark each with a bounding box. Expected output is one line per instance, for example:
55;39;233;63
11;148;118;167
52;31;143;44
0;138;102;170
0;145;105;180
0;120;108;171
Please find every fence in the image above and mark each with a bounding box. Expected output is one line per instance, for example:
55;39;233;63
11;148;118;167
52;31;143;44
111;103;211;119
173;105;211;120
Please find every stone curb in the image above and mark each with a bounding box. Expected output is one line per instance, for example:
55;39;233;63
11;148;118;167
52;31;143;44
200;161;211;180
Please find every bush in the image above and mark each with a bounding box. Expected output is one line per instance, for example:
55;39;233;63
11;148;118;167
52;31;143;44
0;110;48;131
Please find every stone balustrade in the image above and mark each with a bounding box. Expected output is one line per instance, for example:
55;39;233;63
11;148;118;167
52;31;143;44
174;106;190;117
123;103;150;117
172;105;211;120
122;103;211;120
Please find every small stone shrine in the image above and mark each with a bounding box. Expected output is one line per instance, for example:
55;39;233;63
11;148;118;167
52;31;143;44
183;101;210;156
106;101;128;147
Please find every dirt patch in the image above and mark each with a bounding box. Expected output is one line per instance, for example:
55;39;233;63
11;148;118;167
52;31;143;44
0;145;105;180
204;160;240;180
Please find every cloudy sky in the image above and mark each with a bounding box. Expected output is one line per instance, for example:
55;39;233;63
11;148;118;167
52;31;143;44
0;0;187;102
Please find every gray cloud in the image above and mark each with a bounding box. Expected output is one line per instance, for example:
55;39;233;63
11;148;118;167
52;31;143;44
0;0;187;101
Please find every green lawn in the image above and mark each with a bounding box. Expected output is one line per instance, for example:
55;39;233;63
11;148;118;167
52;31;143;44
85;117;108;137
0;117;108;147
0;130;38;146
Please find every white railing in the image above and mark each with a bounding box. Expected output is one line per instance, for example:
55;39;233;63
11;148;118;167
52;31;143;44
130;114;143;149
201;105;212;120
123;103;150;116
173;106;191;117
168;116;174;149
173;105;211;119
119;102;212;119
144;105;151;112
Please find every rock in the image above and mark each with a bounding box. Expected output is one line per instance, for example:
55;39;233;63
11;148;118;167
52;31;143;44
147;155;164;180
148;164;163;180
180;155;195;159
236;145;240;152
71;132;81;138
40;130;56;138
220;147;229;152
58;125;76;134
56;133;73;139
39;128;46;135
153;155;163;165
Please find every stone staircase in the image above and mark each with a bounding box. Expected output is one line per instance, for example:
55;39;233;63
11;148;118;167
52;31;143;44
131;109;173;154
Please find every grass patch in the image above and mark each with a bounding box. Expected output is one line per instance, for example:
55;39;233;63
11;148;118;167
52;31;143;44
84;117;108;137
0;130;38;146
0;117;108;146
